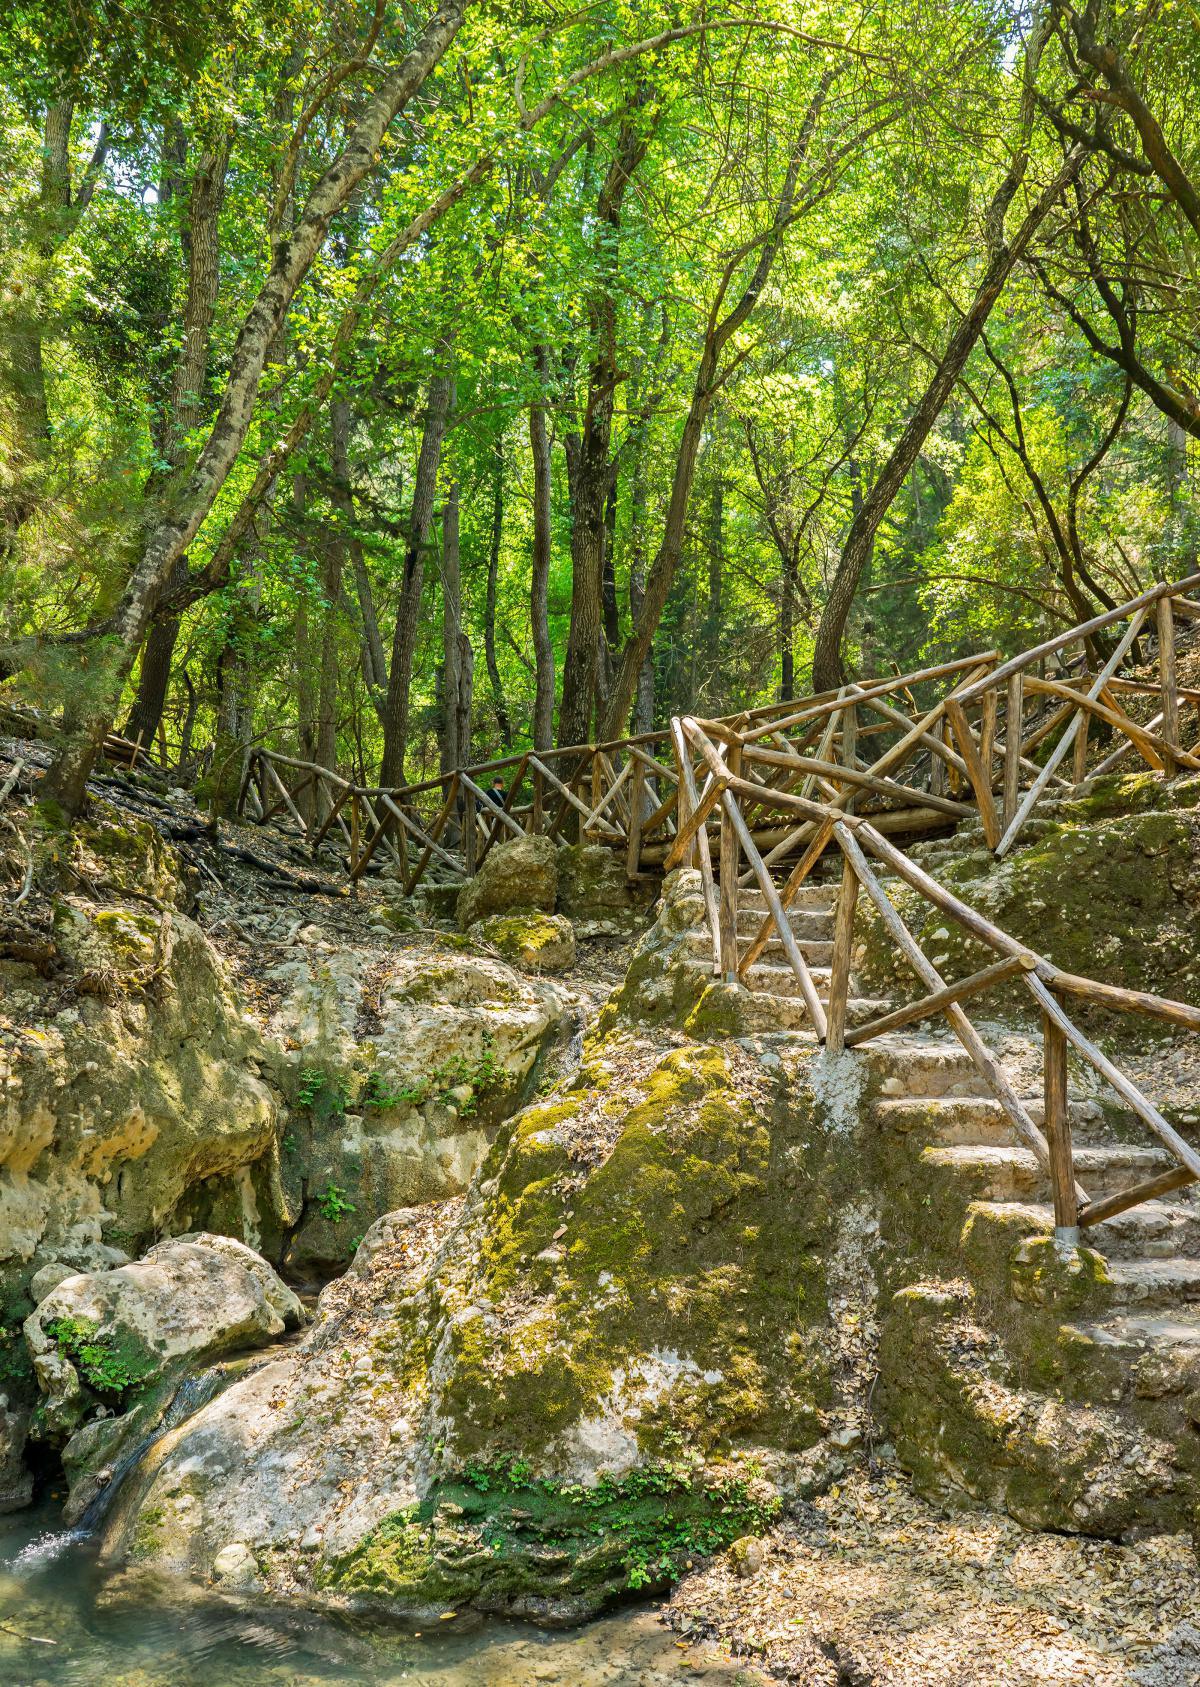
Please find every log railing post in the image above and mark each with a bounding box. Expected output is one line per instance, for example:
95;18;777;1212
349;793;361;879
1158;594;1180;778
718;737;742;981
839;694;857;811
825;851;858;1053
1072;707;1090;786
1043;996;1078;1246
532;764;544;836
463;787;477;875
1003;672;1022;827
626;754;646;880
980;688;998;791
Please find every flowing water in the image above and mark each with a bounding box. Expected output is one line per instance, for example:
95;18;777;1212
0;1500;760;1687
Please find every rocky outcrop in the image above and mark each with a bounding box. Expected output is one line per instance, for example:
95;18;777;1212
96;1033;873;1619
264;932;577;1277
468;911;577;974
0;828;277;1312
456;834;558;929
24;1232;300;1520
556;843;656;935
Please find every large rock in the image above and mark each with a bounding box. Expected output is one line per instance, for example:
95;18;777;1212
24;1232;300;1519
556;842;655;933
469;911;576;974
456;834;559;930
263;933;576;1276
95;1036;870;1620
0;813;278;1349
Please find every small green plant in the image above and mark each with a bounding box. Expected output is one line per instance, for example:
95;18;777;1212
316;1183;357;1223
432;1030;500;1113
297;1068;350;1115
360;1070;426;1109
45;1315;156;1399
297;1067;325;1106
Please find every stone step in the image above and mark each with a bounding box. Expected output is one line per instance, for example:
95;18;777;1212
1060;1309;1200;1371
973;1199;1200;1261
738;990;890;1035
735;907;835;941
1104;1257;1200;1311
922;1143;1175;1204
874;1094;1105;1147
738;884;839;913
859;1038;1001;1100
689;931;833;967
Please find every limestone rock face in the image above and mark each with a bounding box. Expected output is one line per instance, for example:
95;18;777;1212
456;834;559;930
97;1036;862;1621
264;934;576;1276
24;1232;300;1519
0;1403;32;1514
1;891;276;1313
469;911;577;974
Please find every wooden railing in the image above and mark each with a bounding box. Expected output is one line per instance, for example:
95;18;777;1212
675;695;1200;1241
230;572;1200;894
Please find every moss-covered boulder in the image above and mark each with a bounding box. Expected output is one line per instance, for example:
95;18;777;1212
24;1232;301;1520
470;911;576;973
556;843;655;934
456;834;558;930
95;1034;875;1621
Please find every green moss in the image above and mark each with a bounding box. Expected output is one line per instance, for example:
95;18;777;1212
319;1457;780;1610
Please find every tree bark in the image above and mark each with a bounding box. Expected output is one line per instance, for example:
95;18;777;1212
558;112;652;747
811;143;1087;691
124;132;232;747
42;0;467;817
530;345;556;752
379;371;455;787
439;479;463;775
483;448;512;747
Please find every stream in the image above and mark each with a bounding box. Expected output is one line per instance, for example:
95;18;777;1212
0;1500;758;1686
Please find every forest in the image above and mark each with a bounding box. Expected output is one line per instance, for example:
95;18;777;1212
6;7;1200;1681
1;0;1195;808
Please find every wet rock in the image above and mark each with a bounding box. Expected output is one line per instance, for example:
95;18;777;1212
24;1232;300;1516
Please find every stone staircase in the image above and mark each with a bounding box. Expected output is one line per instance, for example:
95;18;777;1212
683;863;1200;1531
683;883;893;1031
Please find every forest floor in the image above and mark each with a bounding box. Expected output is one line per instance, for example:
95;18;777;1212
663;1467;1200;1686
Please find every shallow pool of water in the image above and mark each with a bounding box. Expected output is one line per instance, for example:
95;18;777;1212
0;1501;755;1686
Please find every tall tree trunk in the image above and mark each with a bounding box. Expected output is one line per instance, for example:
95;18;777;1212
379;371;454;787
702;475;724;704
439;479;462;775
558;112;652;748
42;3;467;817
330;398;387;708
780;557;796;700
483;448;512;747
124;132;232;747
530;345;556;752
810;146;1085;691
